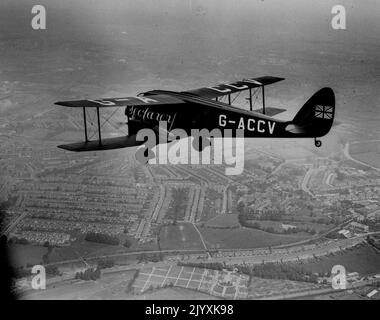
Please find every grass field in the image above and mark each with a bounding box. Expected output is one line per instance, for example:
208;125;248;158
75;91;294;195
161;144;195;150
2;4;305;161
351;152;380;168
46;236;125;263
246;220;333;234
46;232;159;263
8;244;48;268
159;223;204;251
300;244;380;275
348;141;380;169
205;214;240;228
22;269;136;300
248;276;322;299
341;160;372;171
198;227;309;249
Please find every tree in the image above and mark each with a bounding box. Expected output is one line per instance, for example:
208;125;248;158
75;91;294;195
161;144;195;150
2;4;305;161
237;201;246;214
123;239;132;248
265;227;275;234
252;222;261;229
45;265;61;276
85;232;120;245
98;258;114;269
75;267;101;281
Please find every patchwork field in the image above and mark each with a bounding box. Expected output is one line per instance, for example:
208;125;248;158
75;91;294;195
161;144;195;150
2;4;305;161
133;265;249;299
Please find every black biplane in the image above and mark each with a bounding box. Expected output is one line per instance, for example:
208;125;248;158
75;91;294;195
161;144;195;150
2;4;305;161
55;76;335;152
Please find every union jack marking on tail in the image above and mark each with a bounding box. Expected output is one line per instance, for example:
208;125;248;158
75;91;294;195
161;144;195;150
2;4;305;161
315;105;333;119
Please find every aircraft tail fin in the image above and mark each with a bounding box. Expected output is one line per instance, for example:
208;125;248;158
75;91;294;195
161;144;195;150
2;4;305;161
287;87;335;137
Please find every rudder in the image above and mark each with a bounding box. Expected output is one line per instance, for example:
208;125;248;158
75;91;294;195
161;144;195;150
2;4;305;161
291;87;335;138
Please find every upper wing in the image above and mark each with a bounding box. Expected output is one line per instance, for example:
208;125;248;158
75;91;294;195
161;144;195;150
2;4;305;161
55;94;185;108
183;76;284;99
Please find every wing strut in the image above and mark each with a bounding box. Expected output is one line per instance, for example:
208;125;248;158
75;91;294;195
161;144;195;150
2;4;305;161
83;107;88;142
249;88;253;111
262;85;266;115
96;107;102;146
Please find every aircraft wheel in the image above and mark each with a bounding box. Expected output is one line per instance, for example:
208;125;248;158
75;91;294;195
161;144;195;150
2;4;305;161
314;139;322;148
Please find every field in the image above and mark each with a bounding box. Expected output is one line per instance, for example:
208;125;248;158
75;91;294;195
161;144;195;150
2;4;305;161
133;265;249;299
351;152;380;169
246;220;333;234
158;223;204;251
310;285;380;300
204;214;240;228
300;244;380;275
198;227;309;249
21;269;136;300
248;276;322;299
46;232;158;264
7;244;48;268
349;141;380;169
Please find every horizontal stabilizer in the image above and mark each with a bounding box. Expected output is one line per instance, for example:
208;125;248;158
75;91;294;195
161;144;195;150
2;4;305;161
58;135;143;152
283;124;306;134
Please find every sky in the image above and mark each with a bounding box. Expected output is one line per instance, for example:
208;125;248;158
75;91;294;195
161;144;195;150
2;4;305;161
0;0;379;143
0;0;379;42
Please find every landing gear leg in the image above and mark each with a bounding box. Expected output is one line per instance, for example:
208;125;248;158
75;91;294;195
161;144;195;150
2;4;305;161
314;138;322;148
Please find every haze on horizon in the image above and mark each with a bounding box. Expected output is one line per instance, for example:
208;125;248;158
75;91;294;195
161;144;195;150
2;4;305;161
0;0;379;146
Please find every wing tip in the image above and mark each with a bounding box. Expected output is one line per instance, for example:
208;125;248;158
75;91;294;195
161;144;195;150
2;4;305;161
57;135;143;152
54;101;73;107
57;143;82;152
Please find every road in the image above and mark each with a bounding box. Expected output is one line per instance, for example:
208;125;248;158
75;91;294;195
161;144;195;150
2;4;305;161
300;166;315;197
151;184;165;222
325;172;335;187
192;222;209;254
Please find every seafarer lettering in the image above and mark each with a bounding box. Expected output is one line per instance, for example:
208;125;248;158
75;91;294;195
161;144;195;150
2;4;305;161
126;106;173;124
